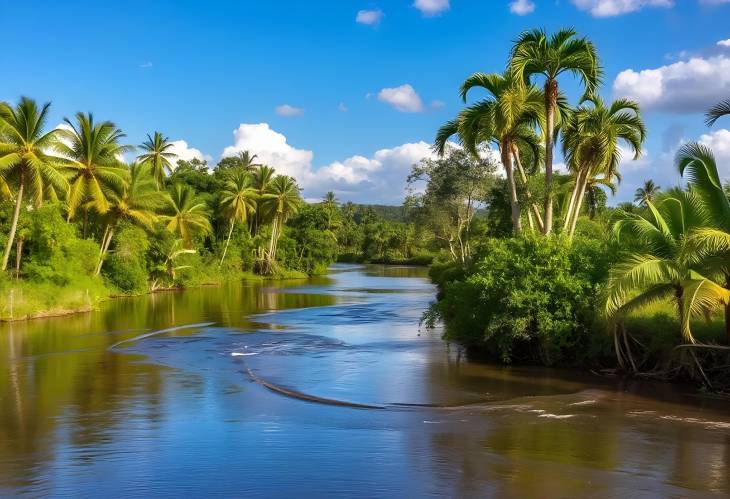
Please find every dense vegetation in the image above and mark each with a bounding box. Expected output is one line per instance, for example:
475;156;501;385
424;28;730;389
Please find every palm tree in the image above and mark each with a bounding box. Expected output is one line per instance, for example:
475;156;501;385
95;162;164;275
251;165;276;234
261;175;301;271
56;113;131;229
634;180;661;206
511;28;602;234
677;142;730;343
0;97;68;270
561;96;645;236
218;168;257;265
138;131;177;188
705;99;730;127
236;150;260;172
434;72;546;235
605;190;729;352
163;184;212;247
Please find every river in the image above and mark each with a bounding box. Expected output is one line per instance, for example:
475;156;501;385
1;264;729;497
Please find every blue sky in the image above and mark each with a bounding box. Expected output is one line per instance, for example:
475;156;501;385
2;0;730;203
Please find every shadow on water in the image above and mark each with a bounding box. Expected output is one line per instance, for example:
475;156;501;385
1;263;729;497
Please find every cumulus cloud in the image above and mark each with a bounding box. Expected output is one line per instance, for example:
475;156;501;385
377;84;424;113
699;129;730;178
613;54;730;113
355;9;383;25
220;123;435;203
571;0;673;17
275;104;304;117
413;0;450;16
509;0;536;15
718;39;730;47
169;140;210;165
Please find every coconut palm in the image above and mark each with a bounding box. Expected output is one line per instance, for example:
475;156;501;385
163;184;211;247
95;162;165;275
434;71;547;235
218;168;257;265
511;28;602;234
56;112;131;225
251;164;276;234
677;142;730;343
0;97;68;270
705;99;730;127
605;190;728;353
138;131;177;188
236;150;260;172
634;180;661;206
261;175;301;270
561;95;645;236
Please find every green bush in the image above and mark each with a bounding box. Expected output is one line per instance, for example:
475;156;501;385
427;235;612;365
102;224;150;293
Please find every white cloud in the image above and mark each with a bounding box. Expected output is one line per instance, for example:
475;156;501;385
355;9;383;25
377;84;424;113
220;123;435;203
338;102;348;112
413;0;450;16
509;0;536;15
169;140;210;165
613;54;730;113
698;129;730;178
571;0;673;16
718;39;730;47
275;104;304;117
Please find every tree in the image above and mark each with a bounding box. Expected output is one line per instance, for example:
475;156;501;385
435;71;546;235
511;28;602;234
634;180;661;206
251;165;275;234
0;97;68;271
95;163;164;275
163;184;211;247
218;168;257;265
260;175;301;272
677;142;730;343
561;95;645;236
56;112;130;226
216;150;260;172
138;131;177;188
705;99;730;127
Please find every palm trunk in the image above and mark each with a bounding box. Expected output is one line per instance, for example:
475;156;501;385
14;239;23;279
2;177;24;271
569;173;589;237
563;170;584;232
95;225;115;276
220;221;235;266
543;80;558;235
267;216;278;262
511;143;544;232
501;140;521;236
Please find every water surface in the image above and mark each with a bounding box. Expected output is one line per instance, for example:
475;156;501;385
1;264;729;497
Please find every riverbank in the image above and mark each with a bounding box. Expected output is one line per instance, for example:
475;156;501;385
0;269;310;322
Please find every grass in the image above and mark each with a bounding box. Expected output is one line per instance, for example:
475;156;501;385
0;277;111;321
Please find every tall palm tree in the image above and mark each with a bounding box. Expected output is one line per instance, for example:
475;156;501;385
677;142;730;343
434;72;546;235
261;175;301;270
634;179;661;206
56;113;131;234
218;168;257;265
561;95;645;236
705;99;730;127
163;184;212;247
138;131;177;188
236;150;260;172
95;162;165;275
0;97;68;270
511;28;602;234
604;190;725;352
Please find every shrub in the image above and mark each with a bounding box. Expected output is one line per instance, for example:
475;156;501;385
102;224;150;293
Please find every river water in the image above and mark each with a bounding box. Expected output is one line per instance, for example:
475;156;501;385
1;264;729;497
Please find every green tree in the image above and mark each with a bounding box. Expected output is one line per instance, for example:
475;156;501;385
634;180;661;206
705;99;730;127
261;175;301;272
137;131;177;188
163;184;211;247
218;168;257;265
561;95;645;236
0;97;68;270
511;28;602;234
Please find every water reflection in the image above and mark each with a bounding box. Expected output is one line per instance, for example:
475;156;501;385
0;264;728;497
